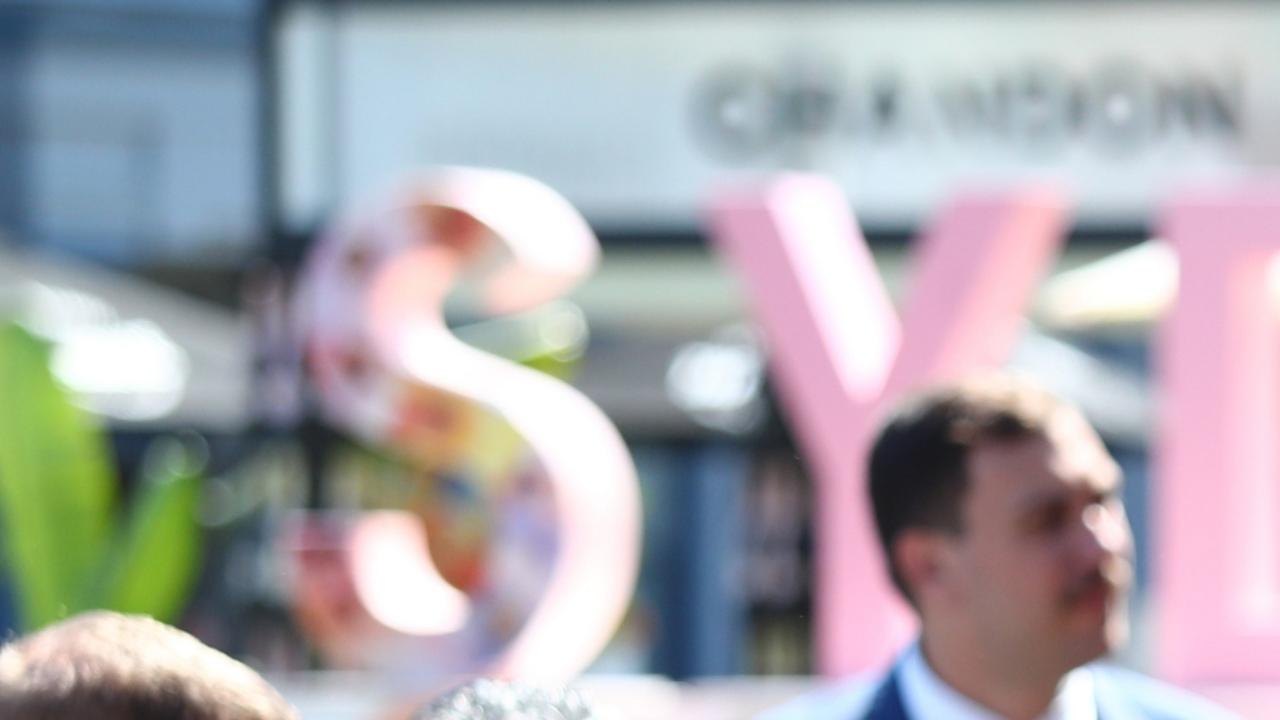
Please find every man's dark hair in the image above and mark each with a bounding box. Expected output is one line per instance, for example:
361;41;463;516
868;374;1065;601
0;611;298;720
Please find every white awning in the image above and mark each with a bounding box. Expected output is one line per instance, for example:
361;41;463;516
0;242;251;431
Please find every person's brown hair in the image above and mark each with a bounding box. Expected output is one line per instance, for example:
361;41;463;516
0;611;297;720
868;374;1065;601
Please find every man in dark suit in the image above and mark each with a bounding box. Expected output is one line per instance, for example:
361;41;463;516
761;375;1238;720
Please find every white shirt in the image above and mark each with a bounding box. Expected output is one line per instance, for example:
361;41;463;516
899;643;1098;720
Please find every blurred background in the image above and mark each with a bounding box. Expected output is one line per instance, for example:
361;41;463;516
0;0;1276;717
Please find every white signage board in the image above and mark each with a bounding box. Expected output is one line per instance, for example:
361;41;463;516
279;2;1280;231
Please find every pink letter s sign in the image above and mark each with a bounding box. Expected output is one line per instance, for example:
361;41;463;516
293;167;642;681
708;175;1069;676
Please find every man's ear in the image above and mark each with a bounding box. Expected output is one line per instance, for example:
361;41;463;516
892;529;954;605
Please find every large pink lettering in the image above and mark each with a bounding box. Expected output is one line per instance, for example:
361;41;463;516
708;175;1068;676
1157;184;1280;683
290;168;642;681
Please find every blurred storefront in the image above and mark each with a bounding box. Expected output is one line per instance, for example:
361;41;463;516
2;0;1277;693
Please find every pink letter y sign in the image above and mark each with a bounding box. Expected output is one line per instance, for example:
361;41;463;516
709;175;1068;676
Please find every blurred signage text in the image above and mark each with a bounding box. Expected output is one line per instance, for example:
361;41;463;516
280;2;1279;231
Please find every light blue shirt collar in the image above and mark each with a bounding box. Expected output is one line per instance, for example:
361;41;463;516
899;643;1097;720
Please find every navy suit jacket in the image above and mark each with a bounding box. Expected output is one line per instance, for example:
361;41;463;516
858;664;1239;720
758;663;1241;720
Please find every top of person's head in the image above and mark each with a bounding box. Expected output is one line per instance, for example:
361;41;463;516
0;611;298;720
413;678;603;720
868;373;1071;600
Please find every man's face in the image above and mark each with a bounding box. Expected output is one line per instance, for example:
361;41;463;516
941;408;1133;677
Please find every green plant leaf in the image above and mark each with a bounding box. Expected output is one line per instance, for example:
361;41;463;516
95;437;203;622
520;352;579;381
0;323;116;629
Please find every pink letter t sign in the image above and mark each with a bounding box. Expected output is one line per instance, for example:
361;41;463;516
708;175;1068;676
